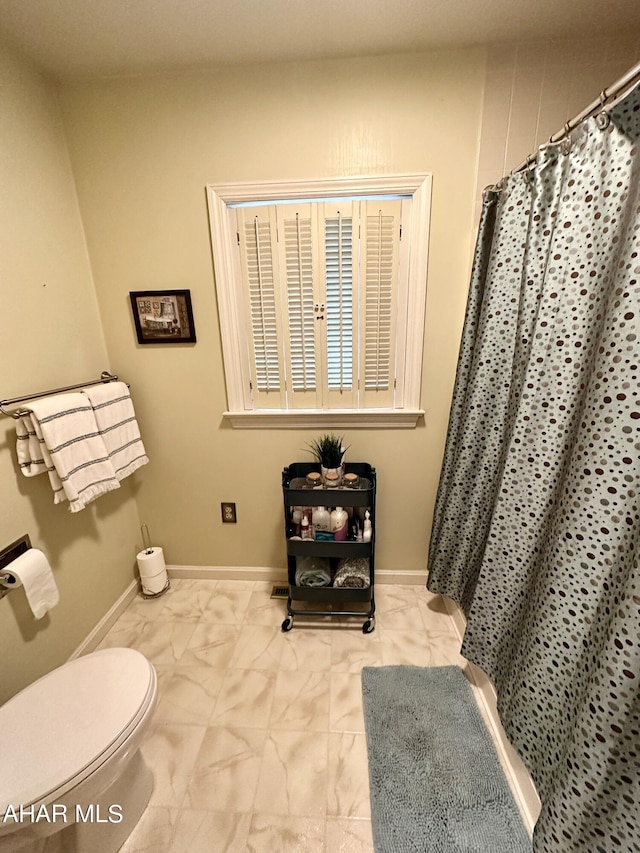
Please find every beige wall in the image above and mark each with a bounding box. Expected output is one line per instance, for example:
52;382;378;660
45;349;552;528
57;50;486;576
474;35;640;221
0;46;142;703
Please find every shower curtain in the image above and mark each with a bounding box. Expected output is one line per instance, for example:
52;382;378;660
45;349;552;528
427;81;640;853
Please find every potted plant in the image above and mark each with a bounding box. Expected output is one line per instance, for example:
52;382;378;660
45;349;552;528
306;433;348;485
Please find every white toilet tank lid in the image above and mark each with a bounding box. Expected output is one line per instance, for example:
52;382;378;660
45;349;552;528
0;647;155;812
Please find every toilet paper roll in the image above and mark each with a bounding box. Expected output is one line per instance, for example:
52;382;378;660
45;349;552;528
136;547;168;595
0;548;59;619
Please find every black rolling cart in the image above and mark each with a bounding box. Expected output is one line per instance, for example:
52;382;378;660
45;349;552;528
281;462;376;633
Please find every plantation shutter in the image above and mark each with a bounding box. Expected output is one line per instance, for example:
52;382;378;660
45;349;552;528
322;200;358;408
276;203;323;408
234;194;410;411
358;198;403;408
235;206;286;408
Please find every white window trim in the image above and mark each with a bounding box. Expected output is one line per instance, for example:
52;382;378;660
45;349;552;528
206;174;431;428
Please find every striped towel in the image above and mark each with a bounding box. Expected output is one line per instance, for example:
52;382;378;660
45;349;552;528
27;393;121;512
16;415;50;477
16;414;64;501
81;382;149;481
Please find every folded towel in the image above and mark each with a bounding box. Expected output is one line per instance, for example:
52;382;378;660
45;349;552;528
81;382;149;481
28;393;120;512
295;556;331;587
16;413;65;499
16;415;50;477
333;558;370;589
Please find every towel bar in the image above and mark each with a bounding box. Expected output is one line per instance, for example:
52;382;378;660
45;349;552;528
0;372;125;418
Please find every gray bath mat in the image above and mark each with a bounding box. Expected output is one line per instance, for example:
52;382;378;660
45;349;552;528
361;665;532;852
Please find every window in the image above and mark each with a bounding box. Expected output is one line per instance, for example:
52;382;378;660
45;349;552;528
206;175;431;428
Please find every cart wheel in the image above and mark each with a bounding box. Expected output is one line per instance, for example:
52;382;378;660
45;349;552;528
281;617;294;632
362;619;375;634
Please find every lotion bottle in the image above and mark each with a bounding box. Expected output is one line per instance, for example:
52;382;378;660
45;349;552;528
363;510;372;542
330;507;348;541
312;506;330;537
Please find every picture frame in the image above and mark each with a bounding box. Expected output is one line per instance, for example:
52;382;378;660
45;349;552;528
129;290;196;344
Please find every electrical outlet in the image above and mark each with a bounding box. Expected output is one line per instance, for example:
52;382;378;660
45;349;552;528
221;502;237;523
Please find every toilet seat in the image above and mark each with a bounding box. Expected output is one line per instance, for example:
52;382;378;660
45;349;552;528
0;647;156;813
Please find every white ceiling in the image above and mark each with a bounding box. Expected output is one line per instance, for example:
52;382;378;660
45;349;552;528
0;0;639;81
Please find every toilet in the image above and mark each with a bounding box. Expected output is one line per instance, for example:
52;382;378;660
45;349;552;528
0;647;157;853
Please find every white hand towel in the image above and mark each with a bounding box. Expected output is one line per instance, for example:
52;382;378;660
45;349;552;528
28;393;120;512
16;415;49;477
16;413;66;501
81;382;149;481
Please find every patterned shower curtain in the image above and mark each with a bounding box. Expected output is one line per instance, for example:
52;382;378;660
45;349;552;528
427;81;640;853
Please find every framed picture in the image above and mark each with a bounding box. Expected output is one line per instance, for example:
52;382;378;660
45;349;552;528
129;290;196;344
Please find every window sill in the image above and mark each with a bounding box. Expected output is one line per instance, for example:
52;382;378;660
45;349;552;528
223;409;425;429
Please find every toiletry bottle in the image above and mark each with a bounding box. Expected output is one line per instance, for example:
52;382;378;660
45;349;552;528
307;507;316;537
312;506;330;537
363;510;372;542
301;513;312;540
291;508;303;537
331;507;348;541
355;503;368;521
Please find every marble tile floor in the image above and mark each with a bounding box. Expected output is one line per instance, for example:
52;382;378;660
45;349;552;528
95;579;491;852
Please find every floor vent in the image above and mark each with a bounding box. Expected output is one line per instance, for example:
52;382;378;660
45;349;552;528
271;585;289;599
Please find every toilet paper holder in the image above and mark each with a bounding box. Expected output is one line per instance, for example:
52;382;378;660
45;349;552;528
0;534;31;600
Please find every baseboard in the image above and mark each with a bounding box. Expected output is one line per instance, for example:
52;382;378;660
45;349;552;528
167;565;288;583
67;579;139;660
444;594;467;640
441;595;541;835
376;569;426;585
167;564;427;586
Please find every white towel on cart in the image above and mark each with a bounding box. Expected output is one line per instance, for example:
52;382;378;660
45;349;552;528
27;393;120;512
81;381;149;481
